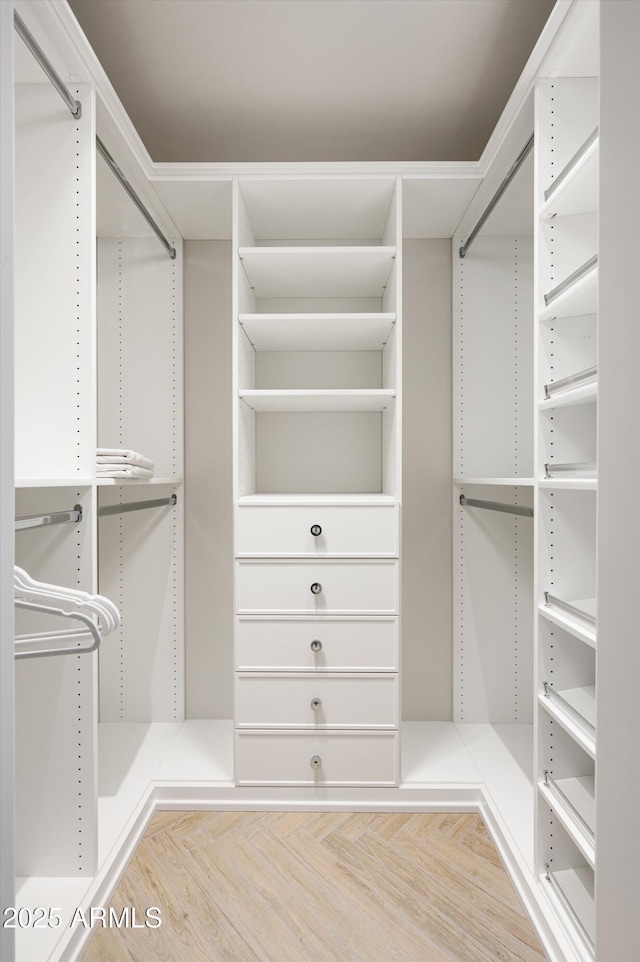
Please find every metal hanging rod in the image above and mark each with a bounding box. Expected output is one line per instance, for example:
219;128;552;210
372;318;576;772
97;494;177;518
459;495;533;518
15;504;83;532
459;133;534;259
96;137;176;260
14;11;81;119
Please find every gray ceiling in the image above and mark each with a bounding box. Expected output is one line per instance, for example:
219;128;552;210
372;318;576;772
68;0;555;164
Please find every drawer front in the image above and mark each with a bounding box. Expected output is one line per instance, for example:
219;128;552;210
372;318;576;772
236;561;398;614
236;617;398;671
236;505;398;557
235;674;398;729
235;730;399;786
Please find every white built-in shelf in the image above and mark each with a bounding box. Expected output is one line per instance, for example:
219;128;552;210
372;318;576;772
543;867;595;952
538;478;597;491
96;477;183;486
239;177;396;241
239;389;396;413
238;246;396;298
539;256;598;321
454;477;535;487
15;478;93;488
539;369;597;410
539;685;596;759
538;602;597;650
538;775;595;868
540;129;599;219
237;493;398;505
239;313;396;351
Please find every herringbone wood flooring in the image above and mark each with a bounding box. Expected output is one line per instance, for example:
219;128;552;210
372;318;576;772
81;811;546;962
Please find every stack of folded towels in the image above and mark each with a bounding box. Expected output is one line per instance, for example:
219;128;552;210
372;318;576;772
97;448;155;480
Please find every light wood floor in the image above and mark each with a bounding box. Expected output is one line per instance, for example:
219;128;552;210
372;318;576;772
81;811;546;962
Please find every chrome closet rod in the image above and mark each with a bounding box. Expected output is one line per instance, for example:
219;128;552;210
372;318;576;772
97;494;177;518
14;11;82;119
459;133;534;258
459;495;533;518
96;137;177;260
15;505;83;532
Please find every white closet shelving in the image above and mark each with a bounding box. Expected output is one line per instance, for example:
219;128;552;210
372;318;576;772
535;72;599;959
233;176;401;786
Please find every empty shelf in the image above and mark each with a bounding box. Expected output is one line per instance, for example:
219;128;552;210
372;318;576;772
541;683;596;758
239;246;396;298
454;477;534;486
541;367;597;409
544;866;595;952
539;773;595;867
540;255;598;320
239;389;396;412
544;594;596;630
544;462;596;480
541;128;599;217
539;601;596;650
239;313;396;351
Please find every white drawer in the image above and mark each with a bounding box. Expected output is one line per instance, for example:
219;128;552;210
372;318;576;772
236;560;399;614
236;617;398;671
235;673;398;729
235;730;399;786
236;504;398;557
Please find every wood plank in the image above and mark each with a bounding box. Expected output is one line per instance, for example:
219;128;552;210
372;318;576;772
81;811;545;962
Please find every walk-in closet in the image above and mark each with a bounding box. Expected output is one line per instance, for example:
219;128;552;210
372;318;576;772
1;1;639;961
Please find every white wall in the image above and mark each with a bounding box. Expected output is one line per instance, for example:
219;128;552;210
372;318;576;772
184;238;453;721
402;239;452;719
184;241;234;717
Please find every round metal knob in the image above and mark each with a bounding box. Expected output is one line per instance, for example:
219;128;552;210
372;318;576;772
310;697;322;711
310;639;322;653
310;582;322;595
310;524;322;537
310;755;322;769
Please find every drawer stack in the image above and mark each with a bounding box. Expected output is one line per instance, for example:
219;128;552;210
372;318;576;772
232;175;402;786
234;504;400;785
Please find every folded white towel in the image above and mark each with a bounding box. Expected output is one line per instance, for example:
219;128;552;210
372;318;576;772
97;454;154;471
97;448;154;471
97;466;154;480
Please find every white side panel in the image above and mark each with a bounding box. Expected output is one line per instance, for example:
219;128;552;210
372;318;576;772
596;4;640;958
98;484;184;722
14;487;97;877
14;83;95;482
97;237;183;480
0;4;15;955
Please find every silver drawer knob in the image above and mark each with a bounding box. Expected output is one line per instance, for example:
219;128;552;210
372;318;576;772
310;697;322;711
310;754;322;769
310;524;322;536
310;639;322;653
310;582;322;595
